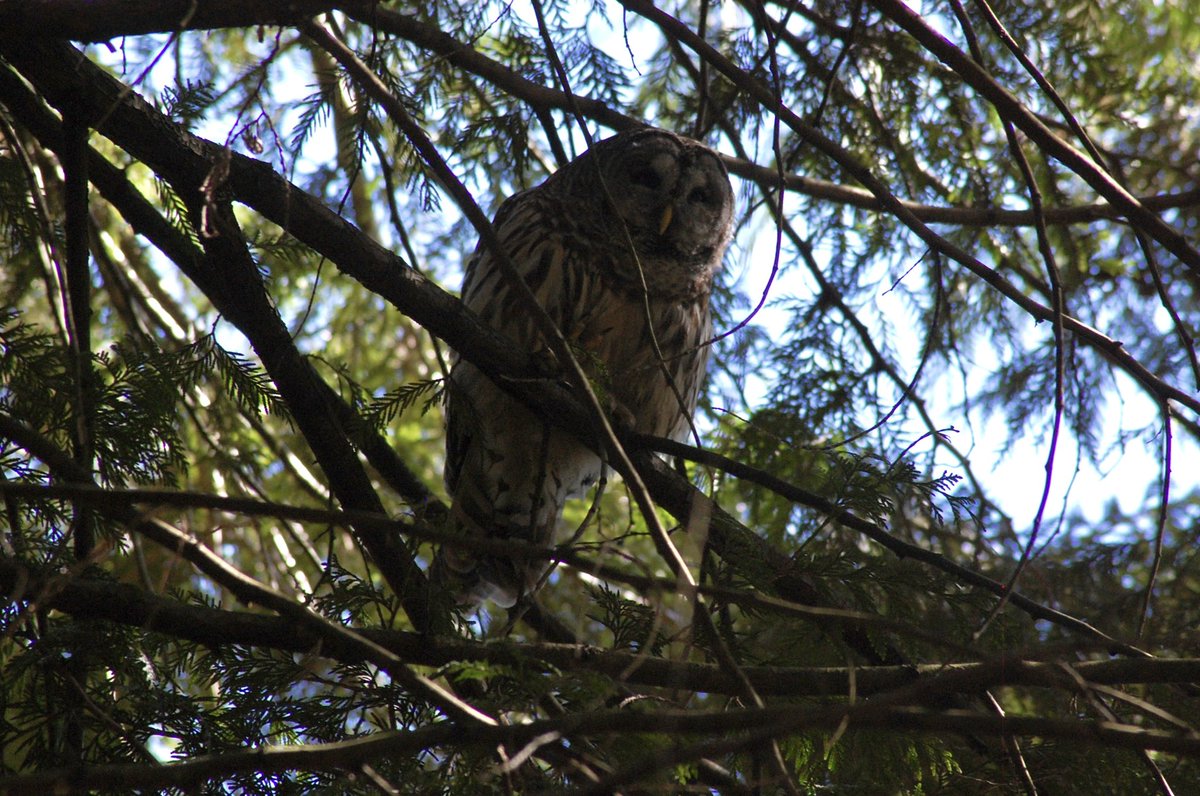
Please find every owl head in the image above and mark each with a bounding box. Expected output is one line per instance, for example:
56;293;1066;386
558;128;735;299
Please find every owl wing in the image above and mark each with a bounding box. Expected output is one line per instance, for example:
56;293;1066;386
442;190;602;605
445;189;585;493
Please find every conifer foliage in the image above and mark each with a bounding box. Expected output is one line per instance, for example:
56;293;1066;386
2;1;1200;792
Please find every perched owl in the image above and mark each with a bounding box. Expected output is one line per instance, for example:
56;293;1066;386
440;128;734;607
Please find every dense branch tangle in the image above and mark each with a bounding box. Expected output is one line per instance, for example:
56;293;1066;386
0;31;1132;647
1;2;1199;793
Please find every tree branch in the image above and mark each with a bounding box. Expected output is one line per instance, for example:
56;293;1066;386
0;0;342;42
864;0;1200;275
3;690;1197;795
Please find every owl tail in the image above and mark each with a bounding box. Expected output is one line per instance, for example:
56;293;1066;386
430;545;518;608
433;477;556;609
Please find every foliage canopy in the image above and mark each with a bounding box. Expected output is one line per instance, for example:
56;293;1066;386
2;0;1200;792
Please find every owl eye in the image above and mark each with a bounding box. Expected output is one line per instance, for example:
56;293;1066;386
687;186;712;205
629;166;663;189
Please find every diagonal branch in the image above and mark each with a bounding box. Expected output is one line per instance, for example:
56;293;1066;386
863;0;1200;274
0;458;491;727
635;434;1148;658
300;19;701;601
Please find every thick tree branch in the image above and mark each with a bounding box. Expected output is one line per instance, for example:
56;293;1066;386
4;3;1196;230
576;704;1200;796
0;0;342;42
7;549;1196;699
3;690;1198;794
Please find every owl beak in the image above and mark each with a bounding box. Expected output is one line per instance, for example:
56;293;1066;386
657;204;674;235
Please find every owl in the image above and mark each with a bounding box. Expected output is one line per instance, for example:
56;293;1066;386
440;128;734;607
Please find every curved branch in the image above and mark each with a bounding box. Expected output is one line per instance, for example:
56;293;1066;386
5;690;1198;795
634;434;1148;658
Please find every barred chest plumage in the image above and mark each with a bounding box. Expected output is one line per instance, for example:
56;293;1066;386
565;262;712;442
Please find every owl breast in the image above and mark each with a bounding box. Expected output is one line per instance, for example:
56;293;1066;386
569;265;712;441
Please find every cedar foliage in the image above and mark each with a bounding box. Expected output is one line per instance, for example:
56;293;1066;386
2;1;1200;793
